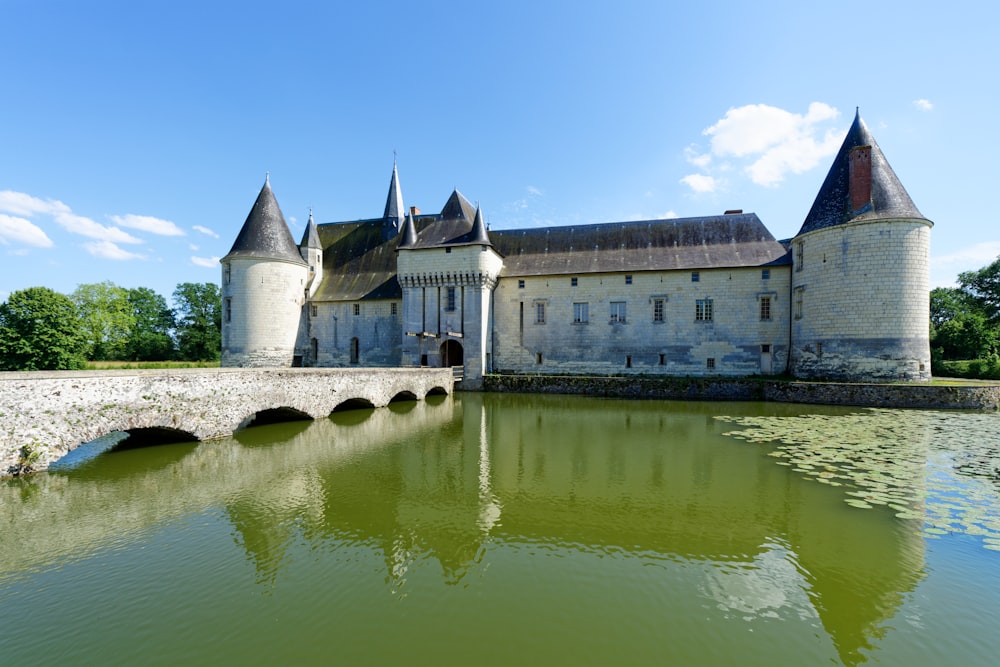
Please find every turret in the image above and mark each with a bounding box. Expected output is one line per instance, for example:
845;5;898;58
299;209;323;298
382;160;405;242
221;175;310;367
789;110;933;381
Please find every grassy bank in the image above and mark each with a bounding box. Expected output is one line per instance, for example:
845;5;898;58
84;360;221;370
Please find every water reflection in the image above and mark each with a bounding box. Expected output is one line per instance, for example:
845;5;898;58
0;394;960;665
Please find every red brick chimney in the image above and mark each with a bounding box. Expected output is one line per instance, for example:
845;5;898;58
848;145;872;211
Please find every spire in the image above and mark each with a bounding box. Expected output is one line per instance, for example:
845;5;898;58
299;208;321;249
797;109;927;236
223;176;306;264
397;211;418;249
383;159;405;237
468;205;492;245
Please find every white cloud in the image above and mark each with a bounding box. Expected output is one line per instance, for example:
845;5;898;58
699;103;843;187
663;210;678;219
0;189;144;244
526;186;543;197
931;242;1000;269
680;174;717;193
83;241;146;260
914;99;933;112
191;255;220;268
111;214;185;236
685;146;712;169
0;214;54;248
189;243;200;251
193;225;220;238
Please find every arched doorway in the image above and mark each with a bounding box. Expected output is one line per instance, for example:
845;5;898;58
440;339;463;367
349;337;359;364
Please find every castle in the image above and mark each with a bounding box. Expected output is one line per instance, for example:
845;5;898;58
221;111;933;388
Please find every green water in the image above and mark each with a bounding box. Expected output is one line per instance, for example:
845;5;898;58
2;393;999;666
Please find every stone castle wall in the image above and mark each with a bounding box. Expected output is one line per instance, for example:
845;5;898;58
491;266;792;376
222;258;309;367
790;220;932;381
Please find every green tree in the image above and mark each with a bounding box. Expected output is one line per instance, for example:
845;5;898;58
933;310;998;360
126;287;176;361
959;256;1000;324
173;282;221;361
72;281;134;360
0;287;88;370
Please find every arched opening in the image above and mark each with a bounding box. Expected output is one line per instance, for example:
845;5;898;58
388;390;418;414
331;397;376;413
389;390;418;403
426;386;449;397
49;428;199;474
440;339;463;367
350;337;360;364
241;407;313;430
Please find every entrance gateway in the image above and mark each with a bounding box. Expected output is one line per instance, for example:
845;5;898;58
440;339;463;368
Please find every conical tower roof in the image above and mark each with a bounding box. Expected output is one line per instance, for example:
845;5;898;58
797;110;928;237
468;205;492;246
224;176;307;264
300;209;321;250
383;160;405;231
397;212;418;249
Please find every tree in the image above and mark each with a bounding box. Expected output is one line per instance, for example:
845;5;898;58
959;256;1000;324
72;281;134;360
126;287;176;361
173;282;221;361
0;287;88;370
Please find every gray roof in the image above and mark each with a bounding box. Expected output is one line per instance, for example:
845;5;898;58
491;213;790;277
312;219;401;301
797;110;928;236
300;210;322;249
383;161;405;230
224;177;307;265
404;190;496;249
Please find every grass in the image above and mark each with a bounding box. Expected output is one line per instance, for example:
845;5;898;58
84;360;221;370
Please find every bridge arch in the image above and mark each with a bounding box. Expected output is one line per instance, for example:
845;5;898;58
332;397;376;413
238;407;314;431
389;390;418;403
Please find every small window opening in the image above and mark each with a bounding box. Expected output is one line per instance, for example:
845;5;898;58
536;352;543;365
706;358;715;370
658;353;666;366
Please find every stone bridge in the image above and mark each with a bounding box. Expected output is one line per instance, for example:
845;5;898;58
0;367;454;476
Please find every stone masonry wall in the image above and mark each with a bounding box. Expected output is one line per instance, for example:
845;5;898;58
492;266;791;376
0;367;453;476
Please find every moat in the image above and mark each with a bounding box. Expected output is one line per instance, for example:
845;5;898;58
2;393;999;666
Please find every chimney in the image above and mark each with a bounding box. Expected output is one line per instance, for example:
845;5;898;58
409;206;421;217
848;145;872;211
724;209;742;215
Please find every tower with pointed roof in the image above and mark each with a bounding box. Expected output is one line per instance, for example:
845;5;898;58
220;176;310;367
396;190;503;387
788;110;932;381
299;209;323;299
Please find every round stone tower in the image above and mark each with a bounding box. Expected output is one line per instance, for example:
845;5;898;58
221;176;309;367
789;111;933;382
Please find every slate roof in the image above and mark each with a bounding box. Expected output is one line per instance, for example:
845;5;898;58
312;218;403;301
490;213;790;277
224;177;307;265
300;210;321;249
797;110;928;236
401;190;496;250
383;161;405;231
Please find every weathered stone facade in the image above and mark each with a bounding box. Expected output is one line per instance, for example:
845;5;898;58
222;111;932;386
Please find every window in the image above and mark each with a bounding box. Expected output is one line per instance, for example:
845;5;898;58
518;279;525;289
445;247;452;253
691;272;700;282
796;243;803;271
653;298;665;323
794;286;804;320
761;344;771;354
610;301;627;323
225;297;232;323
625;355;632;368
658;353;666;366
625;274;633;285
536;301;546;324
706;358;716;370
759;296;771;321
223;263;231;285
353;303;360;316
446;287;457;312
696;298;713;321
571;277;578;287
573;302;589;323
816;342;823;356
762;269;770;280
391;302;398;316
536;352;543;364
311;304;318;317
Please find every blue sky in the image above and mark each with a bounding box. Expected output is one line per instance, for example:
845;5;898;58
1;0;996;305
